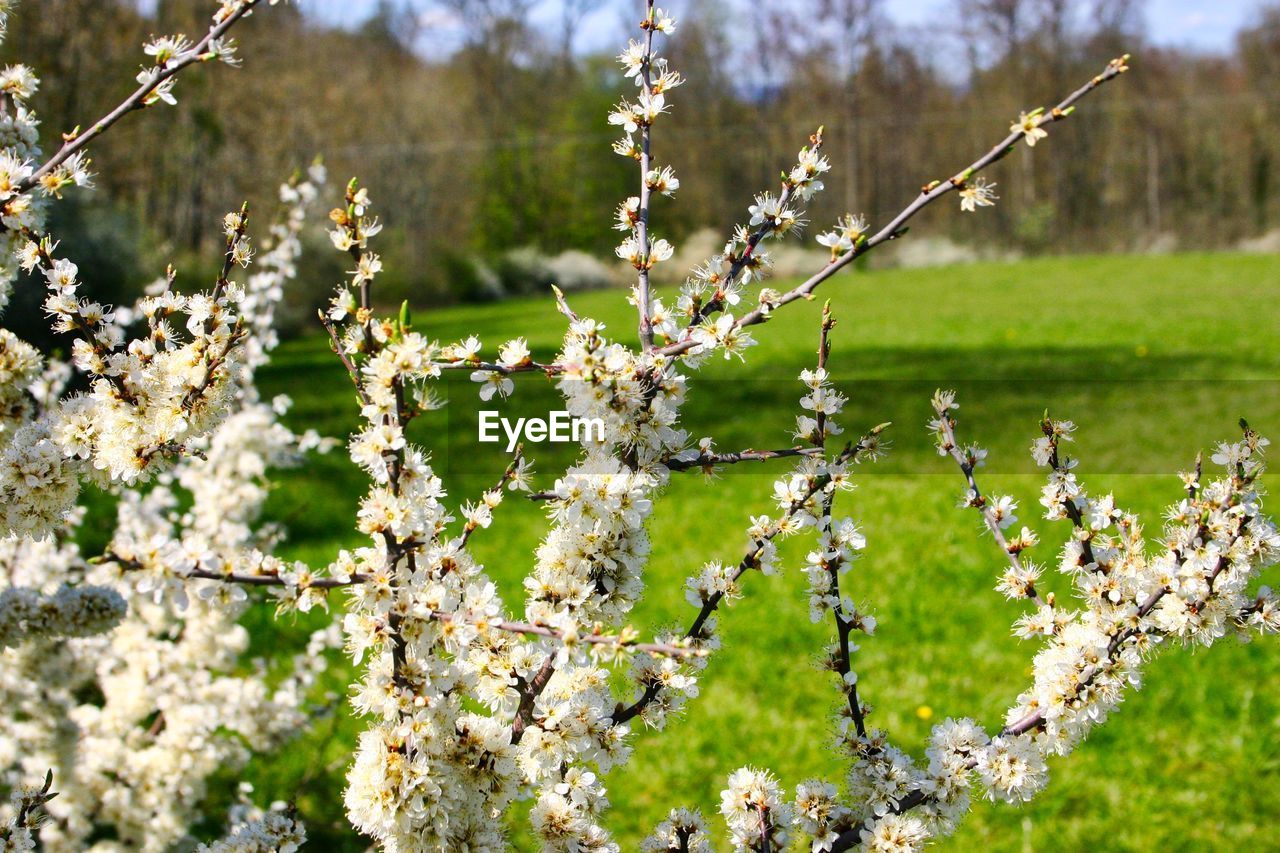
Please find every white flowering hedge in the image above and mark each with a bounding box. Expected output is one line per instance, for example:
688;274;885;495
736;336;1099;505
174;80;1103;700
0;1;1276;851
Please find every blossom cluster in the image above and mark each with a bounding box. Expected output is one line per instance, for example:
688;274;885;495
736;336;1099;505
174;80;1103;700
322;185;658;851
0;371;337;851
0;583;125;649
0;772;54;851
720;767;794;851
0;73;333;845
2;223;253;533
0;1;285;541
641;807;712;852
195;795;307;853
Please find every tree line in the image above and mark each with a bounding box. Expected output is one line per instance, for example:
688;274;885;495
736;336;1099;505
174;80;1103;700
3;0;1278;322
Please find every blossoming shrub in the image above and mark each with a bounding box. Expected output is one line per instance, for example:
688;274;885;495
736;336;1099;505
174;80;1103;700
0;1;1276;851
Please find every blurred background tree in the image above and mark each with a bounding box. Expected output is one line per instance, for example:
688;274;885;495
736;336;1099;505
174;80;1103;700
3;0;1277;331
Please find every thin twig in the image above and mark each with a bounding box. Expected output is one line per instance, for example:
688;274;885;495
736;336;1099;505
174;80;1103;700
813;304;868;737
318;310;372;407
657;56;1130;361
458;446;524;548
662;445;823;472
15;1;265;197
934;406;1048;609
432;359;558;376
551;284;579;322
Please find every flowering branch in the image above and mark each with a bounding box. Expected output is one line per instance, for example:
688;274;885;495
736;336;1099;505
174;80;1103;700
686;127;826;330
633;1;658;350
457;447;528;548
931;392;1049;609
812;305;870;737
13;0;270;200
823;411;1276;853
1005;427;1265;738
1037;413;1099;566
181;205;253;409
612;422;886;727
612;4;680;350
657;55;1131;361
98;551;700;658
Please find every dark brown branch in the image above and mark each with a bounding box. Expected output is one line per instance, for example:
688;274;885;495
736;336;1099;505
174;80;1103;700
813;304;867;737
510;655;557;744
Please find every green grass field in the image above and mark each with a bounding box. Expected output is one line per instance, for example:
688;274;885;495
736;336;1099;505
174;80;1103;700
232;253;1278;850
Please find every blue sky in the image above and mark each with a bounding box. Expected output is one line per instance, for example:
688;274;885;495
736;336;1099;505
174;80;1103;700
297;0;1268;55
